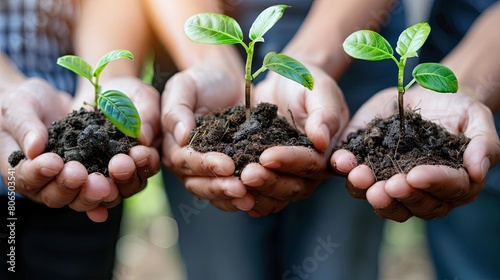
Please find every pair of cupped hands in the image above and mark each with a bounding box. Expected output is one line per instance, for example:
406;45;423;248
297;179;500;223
2;61;499;223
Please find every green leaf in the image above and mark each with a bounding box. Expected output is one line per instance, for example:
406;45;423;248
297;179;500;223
98;90;141;138
263;52;314;90
396;22;430;59
343;30;394;61
249;4;289;42
412;63;458;93
184;13;243;45
57;55;93;81
94;50;134;78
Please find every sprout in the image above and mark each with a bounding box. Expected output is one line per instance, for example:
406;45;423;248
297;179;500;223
184;5;314;121
57;50;141;138
343;22;458;135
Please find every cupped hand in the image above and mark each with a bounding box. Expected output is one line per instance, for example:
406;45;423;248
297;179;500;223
0;78;94;215
0;77;161;223
88;77;161;221
239;65;349;217
331;87;500;221
161;53;256;212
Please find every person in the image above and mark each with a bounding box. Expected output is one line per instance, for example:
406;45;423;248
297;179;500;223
158;0;500;278
331;0;500;278
0;0;160;278
155;0;405;278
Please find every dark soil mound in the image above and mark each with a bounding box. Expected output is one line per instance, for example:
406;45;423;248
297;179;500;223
8;108;139;176
340;109;470;181
189;102;313;176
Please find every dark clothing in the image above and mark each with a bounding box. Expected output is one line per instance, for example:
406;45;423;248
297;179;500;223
422;1;500;279
0;197;122;280
0;1;121;279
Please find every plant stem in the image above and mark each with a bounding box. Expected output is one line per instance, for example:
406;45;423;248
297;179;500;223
245;79;251;121
397;60;406;137
244;42;255;122
93;76;100;111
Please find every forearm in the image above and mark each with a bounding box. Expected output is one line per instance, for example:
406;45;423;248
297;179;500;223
143;0;243;71
0;52;26;94
73;0;152;104
283;0;395;79
442;3;500;112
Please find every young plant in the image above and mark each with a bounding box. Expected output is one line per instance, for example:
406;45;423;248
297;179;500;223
184;4;314;121
57;50;141;138
342;22;458;134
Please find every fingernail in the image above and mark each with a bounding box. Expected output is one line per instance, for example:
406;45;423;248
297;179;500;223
233;201;253;211
243;178;264;187
224;190;242;198
317;124;330;151
262;160;281;169
140;123;154;146
481;158;491;180
23;132;37;152
40;166;60;177
173;122;187;145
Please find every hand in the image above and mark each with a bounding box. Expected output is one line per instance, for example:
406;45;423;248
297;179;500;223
239;64;349;217
331;87;500;221
84;77;161;220
0;78;99;219
0;78;160;223
162;53;256;212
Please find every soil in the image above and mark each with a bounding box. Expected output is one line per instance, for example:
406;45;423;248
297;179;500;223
340;109;470;181
189;102;313;176
8;108;139;176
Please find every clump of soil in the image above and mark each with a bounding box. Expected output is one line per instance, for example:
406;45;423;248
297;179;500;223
340;109;470;181
8;108;139;176
189;102;313;176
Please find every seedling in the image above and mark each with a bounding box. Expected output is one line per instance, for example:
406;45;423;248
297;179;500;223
184;4;314;121
343;22;458;135
57;50;141;138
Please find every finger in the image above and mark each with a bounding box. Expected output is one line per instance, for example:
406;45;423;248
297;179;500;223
406;165;475;201
345;165;375;199
129;83;161;146
210;194;256;212
14;153;65;195
348;165;376;189
330;149;359;176
250;193;289;217
86;206;109;223
109;153;144;198
128;145;160;181
100;177;122;209
69;173;111;212
37;161;88;208
1;95;47;159
231;193;255;211
385;174;452;220
366;181;412;222
183;176;247;200
462;133;500;184
161;73;199;145
258;146;329;180
304;80;349;152
162;132;234;177
240;163;316;201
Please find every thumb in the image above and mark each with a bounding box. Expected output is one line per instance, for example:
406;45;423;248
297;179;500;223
161;73;198;146
2;101;48;159
462;106;500;183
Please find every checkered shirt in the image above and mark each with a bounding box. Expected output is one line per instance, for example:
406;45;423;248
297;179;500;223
0;0;77;94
